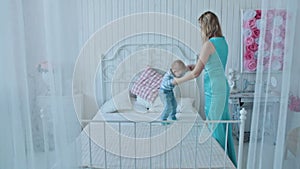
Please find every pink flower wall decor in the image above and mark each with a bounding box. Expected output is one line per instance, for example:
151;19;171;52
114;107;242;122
242;9;287;72
289;94;300;112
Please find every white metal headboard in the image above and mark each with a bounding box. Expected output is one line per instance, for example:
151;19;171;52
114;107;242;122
96;42;199;108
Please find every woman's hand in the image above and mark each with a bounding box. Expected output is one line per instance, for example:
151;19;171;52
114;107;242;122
174;41;213;85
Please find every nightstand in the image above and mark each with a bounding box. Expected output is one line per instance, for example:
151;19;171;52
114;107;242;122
229;92;255;142
229;92;281;142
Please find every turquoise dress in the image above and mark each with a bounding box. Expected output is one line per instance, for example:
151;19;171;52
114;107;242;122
204;37;237;166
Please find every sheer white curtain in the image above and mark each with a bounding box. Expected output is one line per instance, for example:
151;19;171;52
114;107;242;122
0;0;81;169
247;0;300;168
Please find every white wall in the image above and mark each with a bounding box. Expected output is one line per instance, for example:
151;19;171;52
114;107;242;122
78;0;261;69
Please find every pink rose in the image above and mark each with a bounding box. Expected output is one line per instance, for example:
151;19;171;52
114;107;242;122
278;55;284;62
245;36;254;46
263;42;270;51
267;10;275;20
264;31;272;44
276;61;283;71
244;50;254;60
263;50;270;58
274;43;284;50
243;29;252;37
243;21;249;28
279;10;287;20
269;57;283;71
289;95;300;112
251;28;260;38
247;18;257;28
278;21;286;30
273;27;281;36
280;28;286;38
255;10;262;19
263;57;270;69
245;59;257;72
247;43;258;52
273;48;284;57
272;56;284;63
271;57;284;71
266;19;274;30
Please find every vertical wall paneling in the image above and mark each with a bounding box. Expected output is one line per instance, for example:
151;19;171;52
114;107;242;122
209;0;217;15
81;0;85;42
119;0;123;91
87;0;93;36
188;0;193;61
191;0;199;56
230;0;236;72
184;1;190;63
90;0;95;103
203;0;210;15
171;0;174;57
78;0;83;48
188;0;194;98
92;0;97;32
226;0;232;74
147;0;151;68
221;0;227;47
159;0;164;68
215;0;222;21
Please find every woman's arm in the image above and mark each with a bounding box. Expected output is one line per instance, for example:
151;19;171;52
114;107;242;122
187;64;195;71
173;41;214;85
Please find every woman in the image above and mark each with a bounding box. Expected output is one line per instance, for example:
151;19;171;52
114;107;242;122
174;11;237;166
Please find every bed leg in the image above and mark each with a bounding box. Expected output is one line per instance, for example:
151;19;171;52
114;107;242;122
237;108;247;169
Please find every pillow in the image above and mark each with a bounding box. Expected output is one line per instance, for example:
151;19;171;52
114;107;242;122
100;90;132;113
133;96;163;113
147;96;164;113
130;67;163;103
136;96;153;109
100;98;117;113
176;97;196;113
133;101;149;113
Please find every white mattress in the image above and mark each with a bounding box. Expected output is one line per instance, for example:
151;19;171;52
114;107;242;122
77;111;236;169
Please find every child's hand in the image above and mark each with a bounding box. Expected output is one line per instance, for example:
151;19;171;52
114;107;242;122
172;79;178;86
187;64;195;71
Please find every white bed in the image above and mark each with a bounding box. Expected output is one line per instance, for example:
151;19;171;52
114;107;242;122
77;82;243;169
74;41;246;169
78;108;237;169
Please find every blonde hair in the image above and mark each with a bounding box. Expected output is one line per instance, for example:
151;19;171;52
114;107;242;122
198;11;223;41
171;60;186;71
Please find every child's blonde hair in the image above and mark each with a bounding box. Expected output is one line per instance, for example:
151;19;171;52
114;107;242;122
198;11;223;41
171;60;186;71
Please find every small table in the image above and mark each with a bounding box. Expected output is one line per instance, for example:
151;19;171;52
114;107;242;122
229;92;280;142
229;92;255;142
